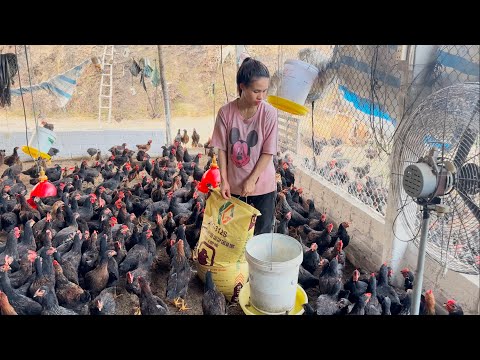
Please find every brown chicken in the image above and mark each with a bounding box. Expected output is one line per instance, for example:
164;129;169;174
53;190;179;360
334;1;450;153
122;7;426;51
53;260;91;312
84;250;117;295
423;289;436;315
136;140;152;152
181;130;189;146
0;290;18;315
191;128;200;147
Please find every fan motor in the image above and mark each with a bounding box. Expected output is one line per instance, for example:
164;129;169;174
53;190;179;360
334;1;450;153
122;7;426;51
403;163;455;199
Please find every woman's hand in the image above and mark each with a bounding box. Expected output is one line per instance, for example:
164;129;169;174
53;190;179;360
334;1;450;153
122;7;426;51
241;176;257;197
221;181;231;199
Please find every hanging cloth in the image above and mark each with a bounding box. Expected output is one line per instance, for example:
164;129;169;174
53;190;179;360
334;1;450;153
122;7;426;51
0;53;18;108
139;57;153;78
130;58;141;77
151;61;160;87
11;58;91;108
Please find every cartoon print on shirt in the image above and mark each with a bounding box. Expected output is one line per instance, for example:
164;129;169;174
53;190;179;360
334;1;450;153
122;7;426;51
229;128;258;168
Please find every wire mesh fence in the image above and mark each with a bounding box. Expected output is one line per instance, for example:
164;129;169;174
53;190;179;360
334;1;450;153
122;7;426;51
265;45;479;220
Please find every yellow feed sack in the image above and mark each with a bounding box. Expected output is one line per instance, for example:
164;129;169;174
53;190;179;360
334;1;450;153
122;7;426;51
194;188;261;301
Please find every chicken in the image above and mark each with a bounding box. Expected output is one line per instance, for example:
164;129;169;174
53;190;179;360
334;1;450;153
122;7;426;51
202;270;227;315
322;239;345;265
444;299;463;315
400;267;414;290
0;149;5;167
4;147;19;167
0;263;42;315
422;289;436;315
376;264;401;313
314;278;344;315
84;249;117;295
0;290;18;315
90;287;117;315
191;128;200;147
298;265;319;290
41;120;54;131
53;260;90;313
318;257;342;295
166;239;191;311
348;292;371;315
87;148;99;159
381;296;391;315
329;222;350;248
33;285;78;315
301;243;320;274
8;251;36;288
181;130;189;146
364;273;382;315
343;269;368;304
136;140;152;152
304;223;334;255
175;129;182;143
138;276;169;315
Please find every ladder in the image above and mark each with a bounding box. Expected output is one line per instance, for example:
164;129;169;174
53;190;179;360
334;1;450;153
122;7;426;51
97;45;114;127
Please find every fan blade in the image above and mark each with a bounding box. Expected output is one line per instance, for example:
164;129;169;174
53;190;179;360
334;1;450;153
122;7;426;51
453;128;478;172
456;188;480;224
457;163;480;196
451;100;479;223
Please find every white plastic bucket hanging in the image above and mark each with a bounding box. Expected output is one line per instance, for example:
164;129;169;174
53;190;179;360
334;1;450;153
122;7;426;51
267;59;319;116
245;233;303;314
22;126;56;160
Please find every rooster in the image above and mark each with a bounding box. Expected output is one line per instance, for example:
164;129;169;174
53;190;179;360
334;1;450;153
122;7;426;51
444;299;463;315
400;267;414;290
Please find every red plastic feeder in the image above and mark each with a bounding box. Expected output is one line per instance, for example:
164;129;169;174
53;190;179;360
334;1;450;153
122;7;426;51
27;168;57;208
197;154;221;193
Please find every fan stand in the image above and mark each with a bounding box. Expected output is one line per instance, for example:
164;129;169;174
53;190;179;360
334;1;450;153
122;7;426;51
411;204;431;315
411;197;446;315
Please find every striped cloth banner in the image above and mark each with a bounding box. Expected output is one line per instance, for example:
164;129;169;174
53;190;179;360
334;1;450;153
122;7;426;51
11;58;92;107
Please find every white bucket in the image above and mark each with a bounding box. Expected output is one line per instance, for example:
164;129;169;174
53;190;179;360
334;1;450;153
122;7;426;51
245;233;303;314
278;59;319;106
29;126;56;154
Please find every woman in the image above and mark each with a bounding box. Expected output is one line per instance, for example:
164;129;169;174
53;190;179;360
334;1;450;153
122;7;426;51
211;57;278;235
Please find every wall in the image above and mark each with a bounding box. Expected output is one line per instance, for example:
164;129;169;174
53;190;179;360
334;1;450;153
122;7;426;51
296;166;479;315
294;167;387;273
1;129;166;161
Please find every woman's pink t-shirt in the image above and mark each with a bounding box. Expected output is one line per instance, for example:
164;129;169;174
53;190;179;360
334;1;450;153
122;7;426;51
211;99;278;196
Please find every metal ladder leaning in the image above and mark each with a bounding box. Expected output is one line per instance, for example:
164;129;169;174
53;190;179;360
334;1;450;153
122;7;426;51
97;45;114;127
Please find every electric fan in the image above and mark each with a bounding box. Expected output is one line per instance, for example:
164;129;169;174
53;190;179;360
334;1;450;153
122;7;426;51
391;82;479;315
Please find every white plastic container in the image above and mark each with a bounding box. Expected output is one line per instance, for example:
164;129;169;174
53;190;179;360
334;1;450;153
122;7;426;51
278;59;319;106
28;126;56;154
245;233;303;314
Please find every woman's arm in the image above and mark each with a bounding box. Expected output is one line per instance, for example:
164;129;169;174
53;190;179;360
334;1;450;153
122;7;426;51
218;149;231;199
241;153;273;197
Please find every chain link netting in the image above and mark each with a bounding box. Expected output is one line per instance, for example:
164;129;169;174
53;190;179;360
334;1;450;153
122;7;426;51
260;45;478;223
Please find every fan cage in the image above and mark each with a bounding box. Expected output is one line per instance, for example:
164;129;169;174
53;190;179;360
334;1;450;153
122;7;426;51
393;83;480;275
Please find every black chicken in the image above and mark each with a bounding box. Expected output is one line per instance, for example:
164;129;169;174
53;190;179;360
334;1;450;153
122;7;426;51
202;270;227;315
166;240;191;311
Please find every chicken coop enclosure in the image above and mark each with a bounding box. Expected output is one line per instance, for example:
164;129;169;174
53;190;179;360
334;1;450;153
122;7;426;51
1;45;479;314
